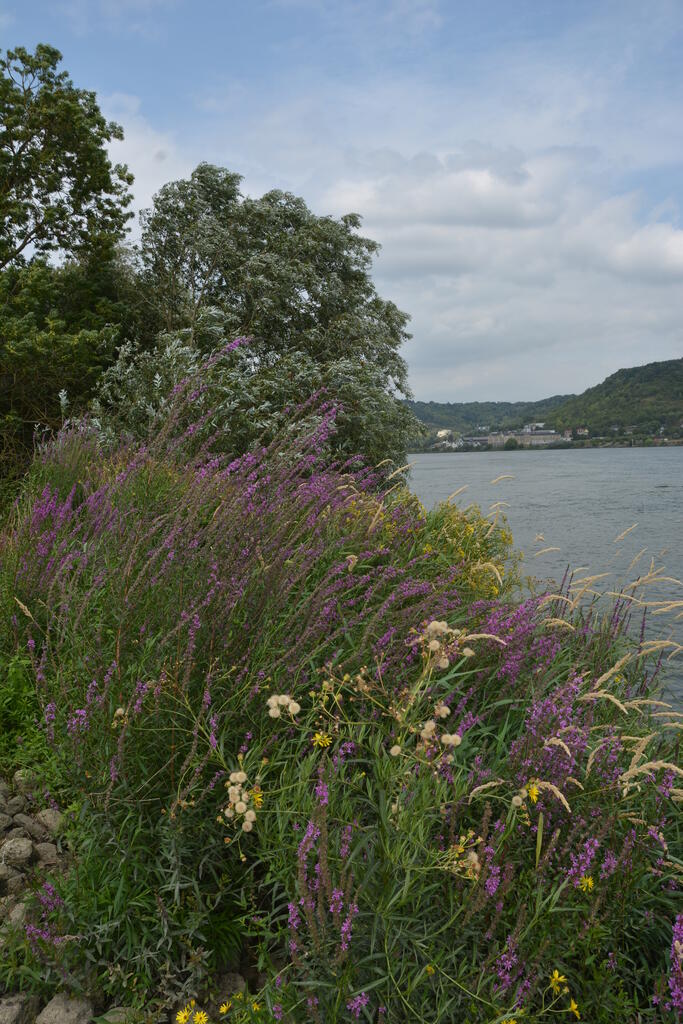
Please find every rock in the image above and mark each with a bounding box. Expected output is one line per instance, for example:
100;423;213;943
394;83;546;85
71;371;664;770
6;796;26;816
35;809;64;836
13;814;47;841
0;836;33;867
215;971;247;995
6;873;25;896
7;900;27;926
0;862;20;885
36;996;93;1024
4;827;29;842
0;814;11;832
34;841;59;865
0;779;10;800
0;993;40;1024
12;769;36;794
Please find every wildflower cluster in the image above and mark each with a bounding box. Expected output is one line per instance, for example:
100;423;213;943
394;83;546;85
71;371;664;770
266;693;301;718
218;769;260;834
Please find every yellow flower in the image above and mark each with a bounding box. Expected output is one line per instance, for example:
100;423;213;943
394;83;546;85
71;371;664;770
501;1019;517;1024
569;998;580;1019
219;1004;231;1015
549;969;567;994
313;732;332;748
176;1010;191;1024
579;875;594;893
527;782;539;804
250;789;264;808
251;1003;260;1012
193;1013;208;1024
425;964;435;975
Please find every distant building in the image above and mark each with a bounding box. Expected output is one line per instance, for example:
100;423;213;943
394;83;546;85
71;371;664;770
576;427;589;437
435;429;453;440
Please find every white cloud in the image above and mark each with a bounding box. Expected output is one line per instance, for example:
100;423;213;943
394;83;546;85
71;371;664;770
102;94;192;228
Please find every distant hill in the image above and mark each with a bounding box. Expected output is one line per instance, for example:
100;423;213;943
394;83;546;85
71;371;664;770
408;357;683;436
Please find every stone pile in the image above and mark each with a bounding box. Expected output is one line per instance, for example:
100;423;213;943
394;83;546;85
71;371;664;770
0;771;66;930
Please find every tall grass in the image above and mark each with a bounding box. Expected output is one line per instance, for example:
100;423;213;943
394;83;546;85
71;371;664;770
0;365;680;1020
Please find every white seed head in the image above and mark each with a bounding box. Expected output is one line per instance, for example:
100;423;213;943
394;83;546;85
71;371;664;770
289;701;301;715
268;707;281;718
389;745;401;756
235;801;247;814
511;795;523;808
441;733;462;747
235;771;247;784
428;638;441;652
245;810;256;822
277;694;290;706
242;820;253;832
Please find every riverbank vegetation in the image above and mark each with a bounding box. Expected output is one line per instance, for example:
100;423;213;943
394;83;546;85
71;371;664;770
1;43;682;1024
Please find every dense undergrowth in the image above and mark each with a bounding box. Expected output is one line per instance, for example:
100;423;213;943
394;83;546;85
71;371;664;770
0;362;681;1022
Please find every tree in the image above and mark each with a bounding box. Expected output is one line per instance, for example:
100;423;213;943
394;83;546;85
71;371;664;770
92;308;418;468
0;44;133;270
137;163;411;398
0;259;120;475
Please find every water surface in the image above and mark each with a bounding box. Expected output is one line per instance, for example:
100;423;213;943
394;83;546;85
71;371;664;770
408;447;682;700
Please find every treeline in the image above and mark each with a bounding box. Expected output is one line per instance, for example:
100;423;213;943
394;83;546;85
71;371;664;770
0;45;417;488
409;357;683;437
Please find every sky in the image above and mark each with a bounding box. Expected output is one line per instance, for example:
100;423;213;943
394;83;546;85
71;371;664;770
3;0;683;402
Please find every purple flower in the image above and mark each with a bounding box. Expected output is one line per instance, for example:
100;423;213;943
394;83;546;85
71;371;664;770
668;914;683;1011
346;992;369;1018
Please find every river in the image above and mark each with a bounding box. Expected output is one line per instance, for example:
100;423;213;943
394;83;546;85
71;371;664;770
408;447;682;702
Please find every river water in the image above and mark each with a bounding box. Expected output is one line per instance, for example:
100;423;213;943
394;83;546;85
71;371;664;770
408;447;682;702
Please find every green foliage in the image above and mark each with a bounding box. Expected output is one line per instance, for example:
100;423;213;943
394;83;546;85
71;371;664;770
92;307;418;467
0;44;133;270
0;260;123;476
138;163;410;389
0;653;42;770
0;414;679;1020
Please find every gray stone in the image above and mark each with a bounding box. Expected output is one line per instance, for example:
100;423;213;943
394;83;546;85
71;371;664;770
0;993;40;1024
216;971;246;995
35;808;64;836
12;769;36;794
6;796;26;815
7;900;27;926
4;827;29;841
34;841;59;865
0;862;20;884
36;996;93;1024
0;813;11;832
6;873;25;896
0;837;33;867
13;814;47;841
0;779;10;800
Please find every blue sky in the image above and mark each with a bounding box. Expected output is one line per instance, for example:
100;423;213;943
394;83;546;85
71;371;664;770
3;0;683;401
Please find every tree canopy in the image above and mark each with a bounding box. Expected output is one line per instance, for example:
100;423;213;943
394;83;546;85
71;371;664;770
137;163;411;396
0;44;133;270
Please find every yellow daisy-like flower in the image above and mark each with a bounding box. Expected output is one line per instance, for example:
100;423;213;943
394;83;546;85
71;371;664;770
219;1003;231;1015
527;782;540;804
501;1018;517;1024
313;732;332;748
579;875;594;893
569;998;580;1019
250;789;264;808
251;1002;260;1012
193;1012;208;1024
176;1009;191;1024
425;964;435;975
549;969;567;994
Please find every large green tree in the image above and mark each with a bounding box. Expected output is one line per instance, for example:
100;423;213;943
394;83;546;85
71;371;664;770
0;44;133;270
137;163;411;397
